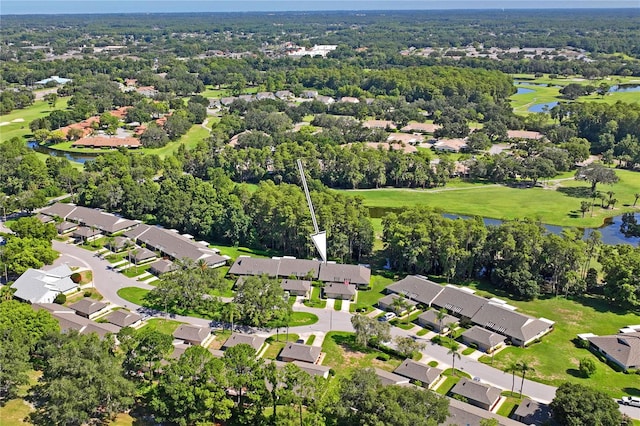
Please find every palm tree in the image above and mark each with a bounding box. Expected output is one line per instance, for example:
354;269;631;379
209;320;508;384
435;308;448;335
196;258;208;274
224;303;241;332
506;361;520;395
391;296;409;315
518;361;535;398
448;342;462;376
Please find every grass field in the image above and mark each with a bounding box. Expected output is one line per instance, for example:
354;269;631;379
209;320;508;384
117;287;149;306
350;273;396;313
340;169;640;228
0;98;71;143
321;331;402;373
145;318;184;336
263;334;300;359
473;289;640;397
510;74;640;114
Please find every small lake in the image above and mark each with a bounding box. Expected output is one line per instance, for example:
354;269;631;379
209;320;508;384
368;207;639;246
528;101;559;113
27;141;96;164
608;84;640;93
515;87;535;95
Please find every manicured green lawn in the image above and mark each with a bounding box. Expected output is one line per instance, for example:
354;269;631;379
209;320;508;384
117;287;149;306
434;375;460;395
144;124;210;158
306;335;316;345
350;273;396;312
334;299;343;311
304;286;327;309
339;169;640;228
497;396;521;417
122;263;152;278
288;312;318;327
0;98;71;143
145;318;184;336
213;243;271;261
263;334;300;360
477;293;640;398
321;331;402;373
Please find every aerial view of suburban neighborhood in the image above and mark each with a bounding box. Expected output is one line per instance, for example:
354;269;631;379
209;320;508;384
1;1;639;425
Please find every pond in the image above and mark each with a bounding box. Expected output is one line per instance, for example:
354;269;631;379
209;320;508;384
27;141;97;164
608;84;640;93
528;101;559;113
515;87;535;95
368;206;639;246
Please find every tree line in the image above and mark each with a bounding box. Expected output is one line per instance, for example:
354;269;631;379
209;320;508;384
382;207;639;307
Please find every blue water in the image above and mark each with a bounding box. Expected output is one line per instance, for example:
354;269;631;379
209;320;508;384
27;141;95;164
528;101;559;113
608;84;640;93
516;87;535;95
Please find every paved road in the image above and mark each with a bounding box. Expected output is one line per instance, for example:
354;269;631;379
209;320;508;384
49;241;639;416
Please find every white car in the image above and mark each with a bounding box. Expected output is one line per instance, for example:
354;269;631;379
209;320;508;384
379;312;396;322
621;396;640;407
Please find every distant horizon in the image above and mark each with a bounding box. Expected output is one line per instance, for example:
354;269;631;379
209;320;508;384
2;1;638;15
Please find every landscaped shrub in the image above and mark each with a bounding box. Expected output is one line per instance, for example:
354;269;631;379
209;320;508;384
53;293;66;304
84;290;92;297
376;352;390;361
579;357;597;377
70;272;82;283
575;338;590;349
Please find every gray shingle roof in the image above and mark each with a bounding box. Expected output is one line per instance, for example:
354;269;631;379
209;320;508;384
374;368;411;386
105;310;142;327
32;303;75;314
587;332;640;370
318;263;371;286
292;361;330;377
450;377;501;408
322;282;357;296
56;221;77;232
470;303;553;343
228;257;280;277
386;275;445;305
222;333;267;352
461;326;506;349
512;398;553;425
73;226;102;238
69;298;108;316
431;286;487;318
278;258;321;279
446;397;523;425
131;247;156;263
52;312;91;331
393;359;443;386
173;324;210;344
41;203;138;234
124;224;225;266
149;259;177;275
278;343;321;363
81;322;120;337
281;279;312;293
378;294;418;310
417;309;458;328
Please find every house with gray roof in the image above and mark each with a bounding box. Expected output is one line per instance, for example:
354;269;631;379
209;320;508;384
81;322;121;338
104;310;142;328
461;326;506;353
377;294;417;315
69;298;109;319
41;203;138;235
292;361;330;378
56;221;77;234
278;342;321;364
170;343;224;360
173;324;211;346
124;224;226;268
470;303;554;347
277;258;321;279
52;311;92;332
374;368;411;386
417;309;458;333
73;226;102;242
393;359;443;388
450;377;502;411
512;398;553;425
322;282;357;300
446;397;523;426
587;331;640;371
318;263;371;289
36;213;55;224
149;259;177;276
281;279;311;297
222;333;267;353
131;247;157;264
386;275;445;306
228;256;281;277
107;236;132;252
431;286;487;320
31;303;75;315
11;265;77;304
275;90;293;100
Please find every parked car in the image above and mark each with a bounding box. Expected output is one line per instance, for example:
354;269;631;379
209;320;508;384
379;312;396;322
621;396;640;407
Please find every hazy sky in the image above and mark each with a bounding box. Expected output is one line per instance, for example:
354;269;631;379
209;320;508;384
1;1;638;15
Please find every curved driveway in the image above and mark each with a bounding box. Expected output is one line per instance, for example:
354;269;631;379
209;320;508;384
49;240;640;416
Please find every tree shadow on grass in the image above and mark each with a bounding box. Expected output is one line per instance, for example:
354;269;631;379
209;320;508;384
556;186;594;198
622;387;640;397
565;368;584;378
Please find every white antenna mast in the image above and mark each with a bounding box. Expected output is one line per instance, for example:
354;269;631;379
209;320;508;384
296;159;327;263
